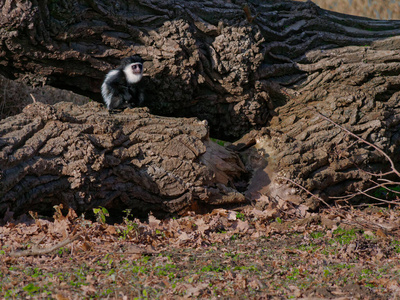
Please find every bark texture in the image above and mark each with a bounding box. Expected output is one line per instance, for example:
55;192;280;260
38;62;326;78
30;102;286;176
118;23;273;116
0;0;311;139
1;0;400;214
0;102;246;217
258;42;400;207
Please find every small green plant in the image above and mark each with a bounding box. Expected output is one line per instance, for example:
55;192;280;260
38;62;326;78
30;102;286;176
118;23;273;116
363;233;375;240
275;217;283;224
287;268;300;280
93;206;109;224
373;185;400;200
391;240;400;253
102;288;113;296
24;267;43;278
323;269;332;277
331;227;358;245
118;209;139;240
224;252;239;259
201;265;223;272
230;233;240;241
334;263;354;270
155;263;177;280
359;269;373;281
4;288;18;298
296;243;320;252
23;283;40;296
236;212;245;221
210;137;228;147
361;269;373;275
57;247;70;256
155;229;165;238
310;231;325;239
365;282;375;288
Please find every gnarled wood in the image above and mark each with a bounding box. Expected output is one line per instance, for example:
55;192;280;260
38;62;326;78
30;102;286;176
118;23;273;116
249;37;400;208
0;102;246;217
1;0;400;213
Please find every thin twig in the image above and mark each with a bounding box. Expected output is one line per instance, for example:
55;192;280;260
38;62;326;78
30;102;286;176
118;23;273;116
316;111;400;178
369;179;400;195
9;234;81;257
328;179;400;201
353;202;396;208
315;109;400;206
356;169;395;178
29;93;37;103
357;190;400;205
377;178;400;184
278;176;331;208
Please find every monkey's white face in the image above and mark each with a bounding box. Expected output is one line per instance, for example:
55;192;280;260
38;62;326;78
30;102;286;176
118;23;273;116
123;62;143;84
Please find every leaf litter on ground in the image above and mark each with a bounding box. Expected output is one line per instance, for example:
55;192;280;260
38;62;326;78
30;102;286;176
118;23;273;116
1;199;400;299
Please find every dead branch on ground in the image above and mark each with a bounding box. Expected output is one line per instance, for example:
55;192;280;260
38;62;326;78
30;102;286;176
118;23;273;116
9;234;81;258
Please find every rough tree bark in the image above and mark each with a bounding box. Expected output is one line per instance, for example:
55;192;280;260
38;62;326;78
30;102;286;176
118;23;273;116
1;0;400;216
0;101;246;217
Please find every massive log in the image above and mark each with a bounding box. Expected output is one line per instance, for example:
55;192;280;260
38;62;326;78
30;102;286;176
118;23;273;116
1;0;400;215
0;0;358;140
0;101;246;217
253;43;400;207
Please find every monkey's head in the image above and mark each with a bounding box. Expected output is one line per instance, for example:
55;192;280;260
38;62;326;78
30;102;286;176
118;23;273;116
121;55;144;84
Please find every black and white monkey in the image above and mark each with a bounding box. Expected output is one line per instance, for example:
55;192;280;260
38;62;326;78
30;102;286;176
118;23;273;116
101;55;145;110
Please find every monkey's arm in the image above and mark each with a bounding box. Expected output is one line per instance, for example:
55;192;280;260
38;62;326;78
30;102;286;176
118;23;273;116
138;87;145;106
128;85;145;107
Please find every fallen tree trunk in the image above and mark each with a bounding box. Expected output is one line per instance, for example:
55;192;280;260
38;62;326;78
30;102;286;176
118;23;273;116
0;102;246;217
7;0;400;140
246;39;400;208
1;0;400;215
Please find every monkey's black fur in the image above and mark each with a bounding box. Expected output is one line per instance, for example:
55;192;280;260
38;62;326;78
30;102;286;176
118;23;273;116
101;55;144;110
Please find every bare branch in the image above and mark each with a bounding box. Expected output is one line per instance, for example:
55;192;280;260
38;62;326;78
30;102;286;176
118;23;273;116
357;190;400;205
9;234;81;257
316;110;400;178
329;179;400;201
369;179;400;195
278;176;332;208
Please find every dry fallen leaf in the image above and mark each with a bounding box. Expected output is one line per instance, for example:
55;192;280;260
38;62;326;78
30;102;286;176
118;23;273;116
148;214;161;228
178;231;189;241
376;228;387;238
54;294;70;300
